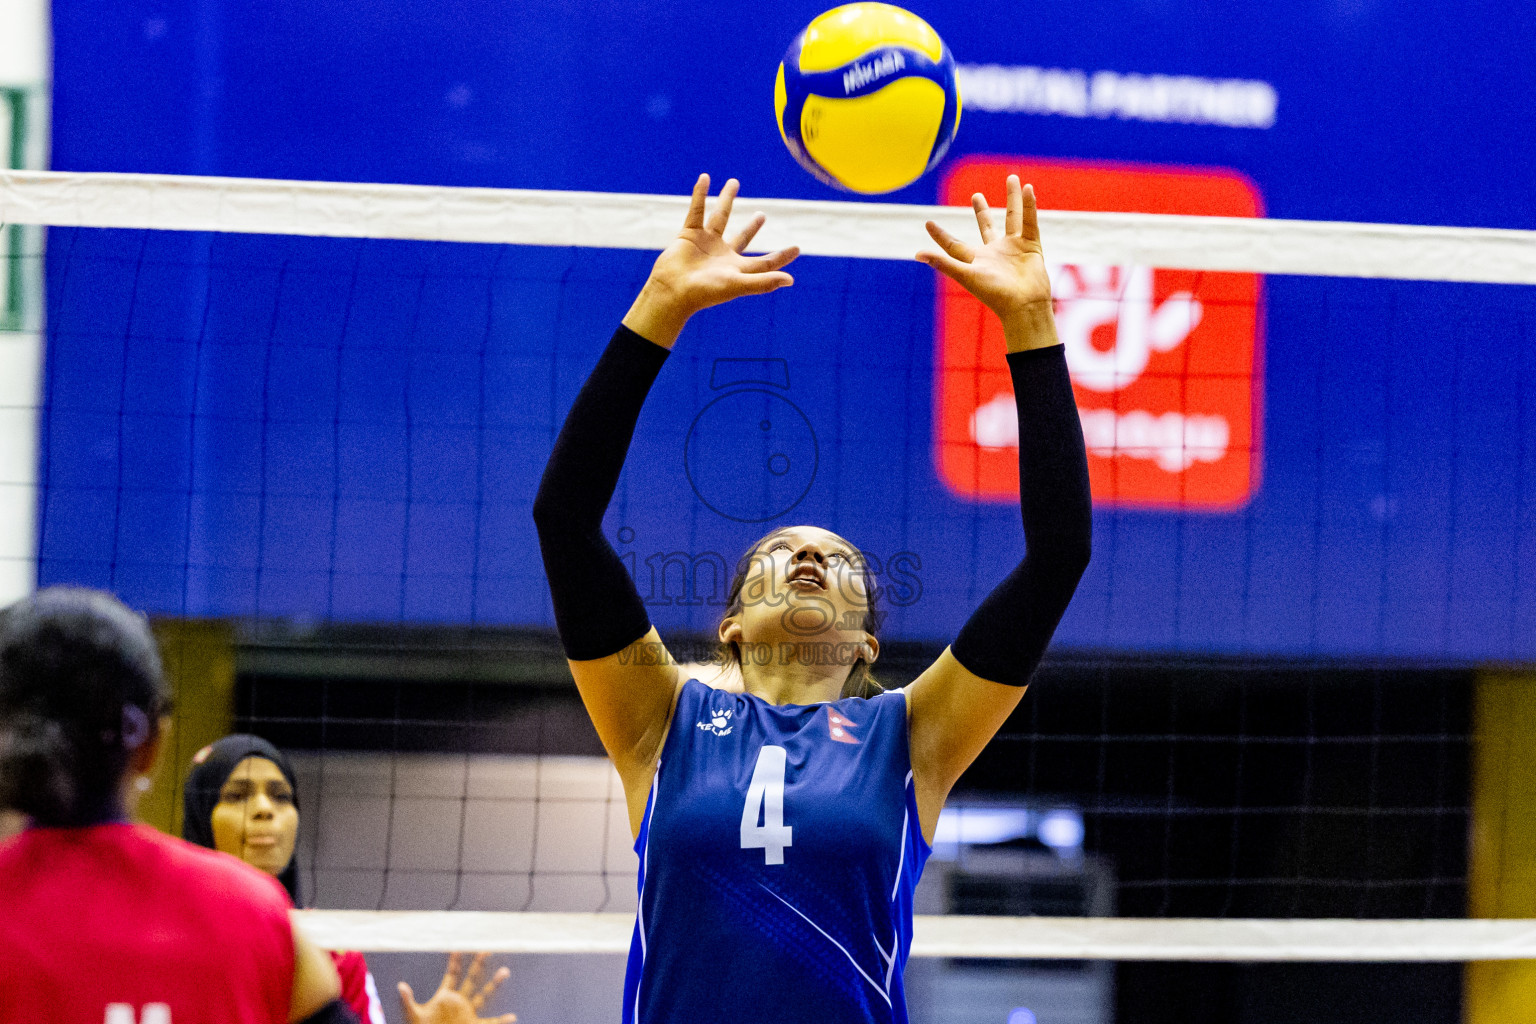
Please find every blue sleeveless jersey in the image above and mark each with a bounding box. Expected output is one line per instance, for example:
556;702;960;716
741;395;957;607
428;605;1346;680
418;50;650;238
622;679;931;1024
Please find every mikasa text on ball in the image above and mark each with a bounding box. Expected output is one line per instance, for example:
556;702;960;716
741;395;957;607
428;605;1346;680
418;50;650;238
775;3;960;194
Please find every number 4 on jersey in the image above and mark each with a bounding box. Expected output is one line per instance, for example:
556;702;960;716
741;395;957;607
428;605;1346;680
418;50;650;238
740;745;793;865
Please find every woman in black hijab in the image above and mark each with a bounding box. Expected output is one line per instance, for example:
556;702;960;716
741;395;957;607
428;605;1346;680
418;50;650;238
184;735;303;903
183;735;516;1024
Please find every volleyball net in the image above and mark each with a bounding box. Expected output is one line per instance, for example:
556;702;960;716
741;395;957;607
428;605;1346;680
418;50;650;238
4;170;1536;990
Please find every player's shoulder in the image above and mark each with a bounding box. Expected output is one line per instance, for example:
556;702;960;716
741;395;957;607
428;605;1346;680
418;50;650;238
679;674;741;709
872;685;910;715
0;825;30;875
834;686;908;713
0;824;292;922
133;825;295;912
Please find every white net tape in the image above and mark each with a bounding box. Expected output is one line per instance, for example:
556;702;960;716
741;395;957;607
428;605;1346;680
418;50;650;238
295;911;1536;961
3;169;1535;284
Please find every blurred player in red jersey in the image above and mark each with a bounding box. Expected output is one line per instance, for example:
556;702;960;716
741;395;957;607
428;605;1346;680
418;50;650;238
182;735;516;1024
0;586;342;1024
0;586;507;1024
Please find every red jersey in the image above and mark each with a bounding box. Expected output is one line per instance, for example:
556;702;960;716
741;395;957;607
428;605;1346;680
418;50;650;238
330;950;385;1024
0;823;294;1024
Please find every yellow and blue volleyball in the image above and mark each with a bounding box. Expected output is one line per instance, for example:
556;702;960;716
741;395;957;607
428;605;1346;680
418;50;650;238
775;3;960;194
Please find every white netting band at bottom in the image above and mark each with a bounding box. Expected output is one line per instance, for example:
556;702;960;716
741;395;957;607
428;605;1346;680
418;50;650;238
294;912;1536;961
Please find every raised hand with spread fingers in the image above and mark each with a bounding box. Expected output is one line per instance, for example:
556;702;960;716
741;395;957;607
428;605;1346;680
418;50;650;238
621;173;800;349
916;173;1060;354
397;952;516;1024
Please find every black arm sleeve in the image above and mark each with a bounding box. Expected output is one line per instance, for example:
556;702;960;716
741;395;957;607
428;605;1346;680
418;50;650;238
532;325;670;661
296;1000;360;1024
950;344;1092;686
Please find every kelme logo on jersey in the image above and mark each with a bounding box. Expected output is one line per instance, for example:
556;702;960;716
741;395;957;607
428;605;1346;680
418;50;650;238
697;707;734;737
935;157;1264;509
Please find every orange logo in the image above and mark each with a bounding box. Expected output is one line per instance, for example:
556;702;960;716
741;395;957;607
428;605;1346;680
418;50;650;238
935;157;1263;509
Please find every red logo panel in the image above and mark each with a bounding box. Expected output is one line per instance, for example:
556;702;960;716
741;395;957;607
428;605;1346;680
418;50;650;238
936;157;1263;509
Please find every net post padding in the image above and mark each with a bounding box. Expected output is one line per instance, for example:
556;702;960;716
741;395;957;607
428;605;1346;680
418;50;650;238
3;169;1536;283
295;911;1536;961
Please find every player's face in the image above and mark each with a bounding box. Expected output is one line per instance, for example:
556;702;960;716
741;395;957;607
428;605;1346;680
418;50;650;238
211;756;299;878
732;526;874;654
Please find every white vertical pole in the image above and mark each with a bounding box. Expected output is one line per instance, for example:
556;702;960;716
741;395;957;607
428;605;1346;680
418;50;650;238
0;0;49;606
0;330;40;603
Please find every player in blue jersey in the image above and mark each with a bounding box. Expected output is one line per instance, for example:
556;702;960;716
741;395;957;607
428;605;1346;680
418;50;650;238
533;173;1091;1024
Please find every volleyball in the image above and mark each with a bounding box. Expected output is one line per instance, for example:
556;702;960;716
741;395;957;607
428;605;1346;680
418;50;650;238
775;3;961;194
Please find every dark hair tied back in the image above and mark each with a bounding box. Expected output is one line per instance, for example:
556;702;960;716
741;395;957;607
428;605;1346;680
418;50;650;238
0;712;76;825
0;587;168;826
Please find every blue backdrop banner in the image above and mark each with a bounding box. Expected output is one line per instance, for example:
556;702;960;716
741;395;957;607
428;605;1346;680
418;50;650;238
39;0;1536;660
